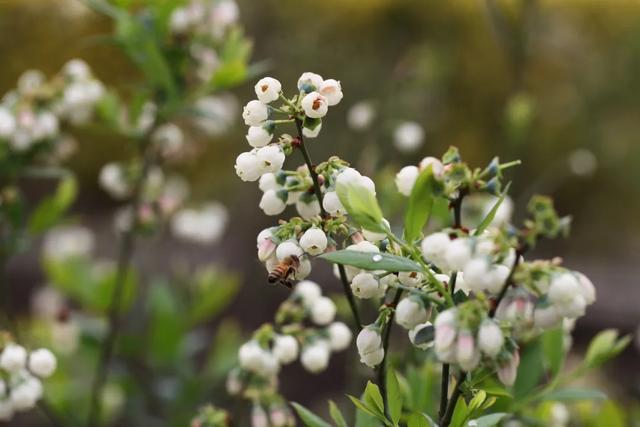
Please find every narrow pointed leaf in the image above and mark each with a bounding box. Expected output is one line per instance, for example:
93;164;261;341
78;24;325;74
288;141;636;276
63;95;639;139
319;250;421;272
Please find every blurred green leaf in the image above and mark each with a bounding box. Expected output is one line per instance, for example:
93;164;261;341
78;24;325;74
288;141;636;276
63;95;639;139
473;183;510;236
45;258;137;314
28;174;77;234
328;401;348;427
541;327;564;377
540;388;607;402
386;369;402;425
187;266;240;326
319;250;421;272
404;166;443;242
407;413;436;427
147;281;184;364
205;319;243;379
584;329;630;369
514;339;545;399
291;402;331;427
473;413;508;427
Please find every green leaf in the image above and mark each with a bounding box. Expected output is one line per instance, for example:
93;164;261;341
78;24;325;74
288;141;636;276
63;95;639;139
348;395;381;418
291;402;331;427
364;381;385;415
541;327;565;377
187;266;240;326
404;166;443;242
540;388;607;402
514;339;545;399
328;401;348;427
386;369;403;425
407;413;435;427
450;395;469;427
473;183;510;236
147;281;184;364
468;390;487;413
28;174;77;234
319;250;422;272
473;413;509;427
584;329;630;369
337;183;385;232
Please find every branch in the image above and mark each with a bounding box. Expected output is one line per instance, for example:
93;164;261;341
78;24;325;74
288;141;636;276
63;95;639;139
377;289;403;416
293;118;363;331
440;372;467;427
85;134;157;427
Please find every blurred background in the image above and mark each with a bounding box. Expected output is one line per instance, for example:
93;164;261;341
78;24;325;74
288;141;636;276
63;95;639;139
1;0;639;423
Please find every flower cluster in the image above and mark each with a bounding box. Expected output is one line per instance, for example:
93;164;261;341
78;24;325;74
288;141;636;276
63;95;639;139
0;339;57;421
235;72;343;183
0;59;103;156
169;0;241;82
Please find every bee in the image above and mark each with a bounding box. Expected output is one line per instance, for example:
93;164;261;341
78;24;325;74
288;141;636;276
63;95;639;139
267;255;300;289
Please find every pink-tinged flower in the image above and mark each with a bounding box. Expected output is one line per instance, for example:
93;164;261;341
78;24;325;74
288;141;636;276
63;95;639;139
257;238;276;262
498;351;520;386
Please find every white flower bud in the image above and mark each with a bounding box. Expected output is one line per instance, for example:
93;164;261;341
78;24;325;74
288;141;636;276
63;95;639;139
421;232;451;269
259;190;286;216
275;241;303;261
302;122;322;138
252;404;269;427
10;376;42;411
398;271;423;288
351;272;384;299
444;238;472;271
99;163;129;199
409;322;434;350
294;280;322;306
300;341;330;373
395;166;419;196
362;219;389;242
301;92;329;118
463;258;491;292
357;327;384;368
456;330;478;369
235;151;262;182
272;335;299;365
498;351;520;387
347;101;375;130
575;272;596;305
258;173;280;192
477;321;503;357
533;305;561;329
318;79;343;106
395;296;428;330
169;7;190;33
485;264;510;294
246;125;273;148
238;341;265;373
242;100;269;126
434;310;457;361
419;156;444;176
393;121;424;153
28;349;57;378
295;198;321;219
254;77;281;104
548;273;580;305
297;72;323;93
0;344;27;373
328;322;352;351
294;257;312;280
0;108;16;138
256;145;285;174
299;227;328;255
322;191;345;215
310;297;336;326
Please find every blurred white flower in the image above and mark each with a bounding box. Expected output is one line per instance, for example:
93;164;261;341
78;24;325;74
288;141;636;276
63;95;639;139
43;225;94;260
347;101;375;130
393;121;424;153
171;202;228;245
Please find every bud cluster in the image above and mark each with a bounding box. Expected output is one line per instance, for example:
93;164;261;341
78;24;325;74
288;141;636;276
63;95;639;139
0;59;103;157
0;339;57;421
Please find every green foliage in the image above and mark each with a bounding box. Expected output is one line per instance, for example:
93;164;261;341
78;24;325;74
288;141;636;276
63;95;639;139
404;166;443;242
473;183;510;236
291;402;332;427
583;329;630;370
319;250;422;272
328;401;348;427
337;183;386;232
28;174;77;234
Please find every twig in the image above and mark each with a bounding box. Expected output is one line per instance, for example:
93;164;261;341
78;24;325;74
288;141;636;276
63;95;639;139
490;246;525;318
85;137;157;427
377;289;403;416
440;372;467;427
293;118;363;330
